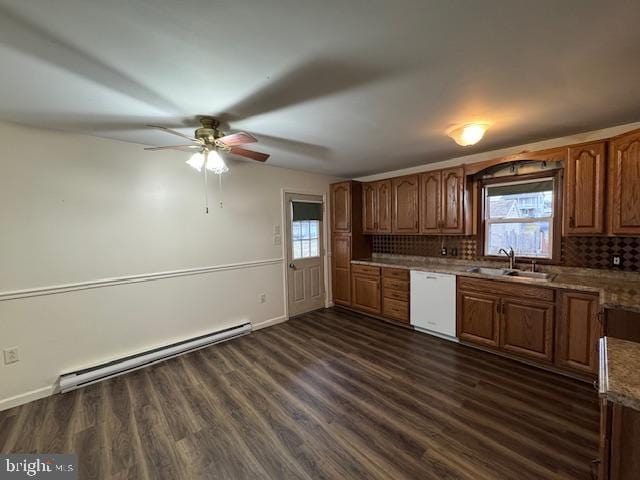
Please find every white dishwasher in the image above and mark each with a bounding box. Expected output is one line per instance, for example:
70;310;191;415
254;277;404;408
410;270;457;341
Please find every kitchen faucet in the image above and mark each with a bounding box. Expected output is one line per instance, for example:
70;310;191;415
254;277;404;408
498;247;515;270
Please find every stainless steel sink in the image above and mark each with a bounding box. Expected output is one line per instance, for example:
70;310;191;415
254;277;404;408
506;270;556;281
465;266;555;281
465;267;512;276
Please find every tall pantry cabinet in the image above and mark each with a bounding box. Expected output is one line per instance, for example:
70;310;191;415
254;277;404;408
330;181;371;306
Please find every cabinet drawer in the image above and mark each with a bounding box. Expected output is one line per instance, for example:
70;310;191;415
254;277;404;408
383;277;409;292
383;298;409;322
382;267;409;281
351;264;381;277
384;288;409;302
458;277;554;302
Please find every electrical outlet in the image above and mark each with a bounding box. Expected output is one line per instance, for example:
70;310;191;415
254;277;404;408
3;347;19;365
273;224;281;235
273;235;281;245
612;255;622;267
259;293;267;304
451;247;458;257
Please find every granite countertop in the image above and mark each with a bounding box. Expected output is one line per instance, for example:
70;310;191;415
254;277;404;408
599;337;640;411
351;254;640;313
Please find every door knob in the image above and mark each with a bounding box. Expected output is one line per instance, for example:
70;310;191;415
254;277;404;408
289;263;296;269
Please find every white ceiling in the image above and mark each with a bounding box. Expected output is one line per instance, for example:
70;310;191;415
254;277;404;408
0;0;639;177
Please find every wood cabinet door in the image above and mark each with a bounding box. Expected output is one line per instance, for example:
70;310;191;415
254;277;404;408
556;291;601;375
332;234;351;305
441;167;465;234
565;142;606;235
457;290;500;348
392;175;419;233
351;273;381;314
362;183;377;234
331;182;351;233
609;404;640;480
419;171;441;234
609;130;640;235
500;297;554;362
376;180;392;233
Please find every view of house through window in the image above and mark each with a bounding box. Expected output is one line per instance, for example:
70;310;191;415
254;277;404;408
292;220;320;259
484;178;554;259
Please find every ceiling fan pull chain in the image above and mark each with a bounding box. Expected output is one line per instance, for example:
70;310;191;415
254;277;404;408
203;151;209;214
218;174;224;208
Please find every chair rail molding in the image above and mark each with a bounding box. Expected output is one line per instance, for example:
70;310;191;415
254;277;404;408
0;258;284;302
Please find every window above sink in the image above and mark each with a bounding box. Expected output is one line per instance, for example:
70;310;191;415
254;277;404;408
480;170;562;263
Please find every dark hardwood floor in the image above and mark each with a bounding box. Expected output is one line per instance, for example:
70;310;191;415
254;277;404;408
0;308;599;479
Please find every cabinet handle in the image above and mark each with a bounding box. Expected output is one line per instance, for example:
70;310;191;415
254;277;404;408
501;303;506;314
496;302;500;314
569;216;575;228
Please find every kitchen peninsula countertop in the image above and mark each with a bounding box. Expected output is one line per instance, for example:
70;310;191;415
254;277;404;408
599;337;640;411
351;254;640;313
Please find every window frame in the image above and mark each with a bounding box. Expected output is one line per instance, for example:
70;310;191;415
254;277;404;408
478;169;563;264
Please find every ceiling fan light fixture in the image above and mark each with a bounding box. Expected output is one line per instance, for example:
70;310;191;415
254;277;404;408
206;150;229;175
447;123;490;146
186;151;206;171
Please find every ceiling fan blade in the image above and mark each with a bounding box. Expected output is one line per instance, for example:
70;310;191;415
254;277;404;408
146;124;202;143
144;145;202;152
216;131;257;146
229;147;270;162
218;59;393;122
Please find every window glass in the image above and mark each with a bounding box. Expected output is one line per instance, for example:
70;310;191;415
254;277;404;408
292;220;320;259
484;178;554;259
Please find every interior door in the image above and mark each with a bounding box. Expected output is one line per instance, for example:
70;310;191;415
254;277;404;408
286;194;326;316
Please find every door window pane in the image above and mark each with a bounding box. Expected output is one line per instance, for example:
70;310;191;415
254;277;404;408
292;220;320;259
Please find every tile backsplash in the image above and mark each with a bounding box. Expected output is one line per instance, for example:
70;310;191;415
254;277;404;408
371;235;640;272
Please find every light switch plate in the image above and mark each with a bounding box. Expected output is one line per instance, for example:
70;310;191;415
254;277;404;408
3;347;19;365
273;235;281;245
273;224;281;235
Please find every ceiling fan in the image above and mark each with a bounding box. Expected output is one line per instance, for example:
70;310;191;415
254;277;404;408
144;116;270;212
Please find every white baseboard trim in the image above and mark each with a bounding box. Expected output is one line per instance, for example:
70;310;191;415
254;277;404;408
252;315;287;330
0;385;54;412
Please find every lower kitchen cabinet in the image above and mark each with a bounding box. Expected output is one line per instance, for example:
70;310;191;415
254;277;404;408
457;290;501;348
500;297;554;362
599;400;640;479
351;265;381;314
556;291;602;375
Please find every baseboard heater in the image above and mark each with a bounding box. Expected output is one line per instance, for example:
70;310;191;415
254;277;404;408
59;322;252;393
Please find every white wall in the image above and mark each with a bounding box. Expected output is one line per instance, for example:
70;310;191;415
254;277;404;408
0;121;337;410
355;121;640;181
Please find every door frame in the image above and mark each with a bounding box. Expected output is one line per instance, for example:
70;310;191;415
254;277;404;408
280;188;330;320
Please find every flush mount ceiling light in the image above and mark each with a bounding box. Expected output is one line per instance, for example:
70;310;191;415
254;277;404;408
446;123;490;146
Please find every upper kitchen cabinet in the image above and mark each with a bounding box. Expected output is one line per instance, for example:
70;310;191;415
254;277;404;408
331;181;352;233
441;167;466;234
609;129;640;235
419;167;470;235
362;180;391;234
419;171;441;233
392;175;419;234
565;142;606;235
